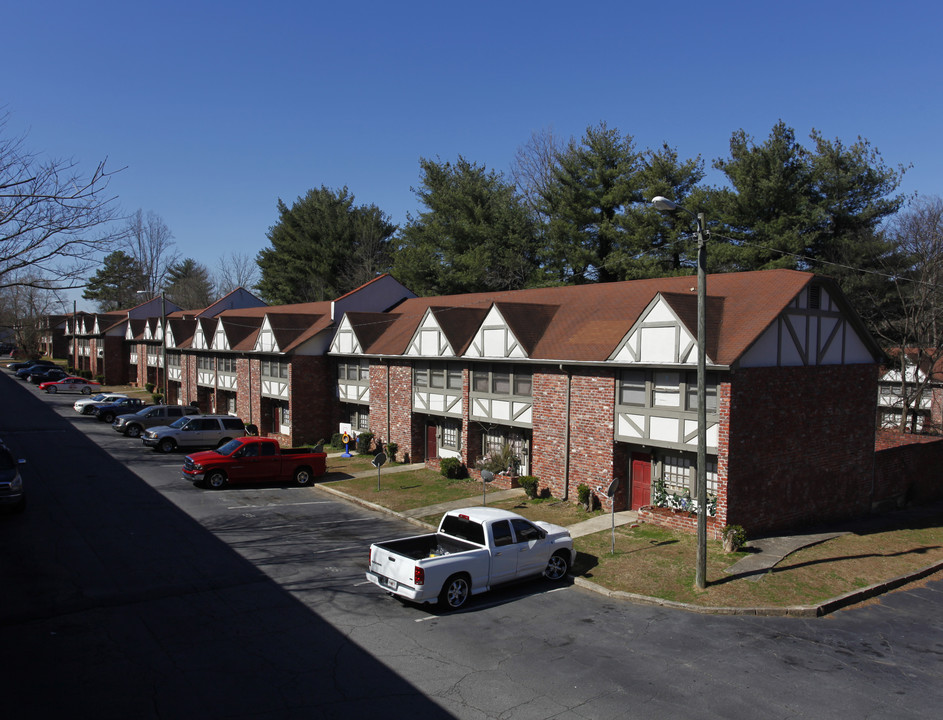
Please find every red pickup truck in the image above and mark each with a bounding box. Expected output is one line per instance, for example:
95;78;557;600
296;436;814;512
182;436;327;489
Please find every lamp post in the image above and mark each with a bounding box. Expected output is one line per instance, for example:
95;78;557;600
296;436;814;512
652;196;709;589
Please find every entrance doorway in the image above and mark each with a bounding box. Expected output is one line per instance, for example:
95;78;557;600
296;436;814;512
630;452;652;510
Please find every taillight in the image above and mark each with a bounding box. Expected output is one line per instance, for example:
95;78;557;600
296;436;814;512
414;566;425;586
369;549;372;566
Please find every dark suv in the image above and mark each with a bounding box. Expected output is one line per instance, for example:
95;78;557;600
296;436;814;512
113;405;201;438
0;441;26;513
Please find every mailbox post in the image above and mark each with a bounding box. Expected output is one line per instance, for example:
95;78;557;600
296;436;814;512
372;451;387;491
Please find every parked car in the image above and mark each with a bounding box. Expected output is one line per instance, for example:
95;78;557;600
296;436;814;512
143;415;247;453
366;507;574;610
26;367;69;384
74;393;128;415
6;359;55;372
182;436;327;489
92;397;148;423
113;404;200;438
39;376;102;394
0;441;26;513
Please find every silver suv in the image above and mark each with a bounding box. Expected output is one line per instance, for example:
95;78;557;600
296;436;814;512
142;415;247;453
113;404;200;438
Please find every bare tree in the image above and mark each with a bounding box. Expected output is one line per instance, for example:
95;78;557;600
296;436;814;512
0;271;69;358
876;196;943;433
510;127;562;222
215;252;260;296
124;209;178;294
0;114;123;292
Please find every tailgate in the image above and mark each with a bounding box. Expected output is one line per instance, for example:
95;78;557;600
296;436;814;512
369;544;419;589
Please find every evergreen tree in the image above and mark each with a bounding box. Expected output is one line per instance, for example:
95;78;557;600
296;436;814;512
256;186;395;304
83;251;146;311
165;258;214;309
538;123;643;284
392;157;538;296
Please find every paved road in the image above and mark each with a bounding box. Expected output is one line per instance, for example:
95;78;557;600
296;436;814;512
2;371;942;719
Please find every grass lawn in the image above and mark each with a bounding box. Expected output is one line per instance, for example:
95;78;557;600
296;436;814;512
321;469;487;513
573;513;943;608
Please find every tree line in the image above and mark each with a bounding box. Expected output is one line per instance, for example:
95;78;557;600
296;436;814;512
3;115;941;433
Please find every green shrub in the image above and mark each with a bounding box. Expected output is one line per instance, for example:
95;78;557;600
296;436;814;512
440;457;465;479
722;524;747;552
577;483;592;508
518;475;539;499
385;442;398;462
356;431;374;454
145;382;155;393
331;432;345;450
95;375;105;385
151;393;164;404
245;424;259;436
476;442;519;475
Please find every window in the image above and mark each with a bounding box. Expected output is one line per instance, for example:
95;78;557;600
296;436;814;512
685;373;718;411
492;520;513;547
619;370;646;406
414;362;462;390
262;359;289;379
218;356;236;373
469;364;531;397
663;455;690;493
653;371;681;407
197;355;214;370
441;420;459;450
511;518;542;543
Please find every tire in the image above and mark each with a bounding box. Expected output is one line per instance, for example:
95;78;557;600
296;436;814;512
158;438;176;453
544;551;570;581
126;424;142;438
81;387;92;395
206;470;227;490
293;466;313;486
438;574;471;611
101;412;115;423
82;406;94;415
47;386;57;394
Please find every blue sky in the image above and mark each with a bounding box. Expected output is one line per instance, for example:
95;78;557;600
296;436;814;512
6;1;941;309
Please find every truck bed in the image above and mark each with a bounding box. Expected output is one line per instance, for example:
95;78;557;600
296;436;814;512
374;533;480;561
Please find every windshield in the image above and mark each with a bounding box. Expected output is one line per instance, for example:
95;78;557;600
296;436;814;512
169;416;192;429
90;394;107;401
217;439;244;455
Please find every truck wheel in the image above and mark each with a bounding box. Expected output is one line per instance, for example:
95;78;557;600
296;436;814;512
126;424;142;438
438;574;470;611
158;438;176;453
206;470;227;490
102;411;115;423
47;386;57;394
544;551;570;581
293;466;313;486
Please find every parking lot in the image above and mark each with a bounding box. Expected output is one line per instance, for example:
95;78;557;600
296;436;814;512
3;370;943;719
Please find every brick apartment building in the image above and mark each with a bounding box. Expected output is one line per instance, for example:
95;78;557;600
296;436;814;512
329;269;893;538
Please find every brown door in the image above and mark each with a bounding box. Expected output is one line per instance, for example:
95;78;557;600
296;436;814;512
426;424;437;461
630;452;652;510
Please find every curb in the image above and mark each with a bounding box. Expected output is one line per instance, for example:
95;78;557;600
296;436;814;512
317;482;943;617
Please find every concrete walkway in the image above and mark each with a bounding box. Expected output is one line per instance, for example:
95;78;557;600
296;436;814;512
725;531;849;581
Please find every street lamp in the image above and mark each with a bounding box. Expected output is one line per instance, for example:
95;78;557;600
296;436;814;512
652;196;709;589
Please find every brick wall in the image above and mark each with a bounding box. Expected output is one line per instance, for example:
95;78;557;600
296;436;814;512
725;364;877;536
288;355;333;446
873;430;943;506
368;361;416;462
532;367;620;509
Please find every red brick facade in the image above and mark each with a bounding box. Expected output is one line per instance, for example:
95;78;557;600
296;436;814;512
724;364;877;535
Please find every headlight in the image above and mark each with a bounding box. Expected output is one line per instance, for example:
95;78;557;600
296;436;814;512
191;463;203;471
10;476;22;492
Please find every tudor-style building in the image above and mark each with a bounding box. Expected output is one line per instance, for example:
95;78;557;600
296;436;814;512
329;269;885;538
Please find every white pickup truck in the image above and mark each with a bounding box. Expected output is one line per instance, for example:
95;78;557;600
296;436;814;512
366;507;575;610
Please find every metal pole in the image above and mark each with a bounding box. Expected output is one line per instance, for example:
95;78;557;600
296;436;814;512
695;212;708;590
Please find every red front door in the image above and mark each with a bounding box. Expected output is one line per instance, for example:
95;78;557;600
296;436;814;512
630;452;652;510
426;424;437;462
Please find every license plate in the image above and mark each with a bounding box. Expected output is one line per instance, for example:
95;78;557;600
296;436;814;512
384;576;397;590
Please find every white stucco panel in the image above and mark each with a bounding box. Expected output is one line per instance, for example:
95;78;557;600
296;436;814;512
649;416;679;443
618;413;646;439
